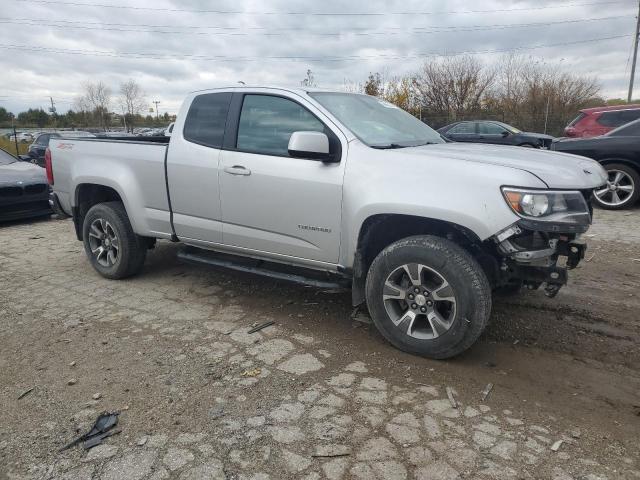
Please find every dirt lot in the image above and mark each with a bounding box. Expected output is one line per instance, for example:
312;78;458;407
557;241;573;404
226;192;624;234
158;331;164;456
0;207;639;480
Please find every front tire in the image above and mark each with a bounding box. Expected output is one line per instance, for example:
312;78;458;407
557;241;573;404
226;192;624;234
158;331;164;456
82;201;147;279
365;235;491;359
593;163;639;210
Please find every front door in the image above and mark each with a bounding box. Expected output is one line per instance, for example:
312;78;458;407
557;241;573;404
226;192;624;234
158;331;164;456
219;94;345;265
477;122;510;145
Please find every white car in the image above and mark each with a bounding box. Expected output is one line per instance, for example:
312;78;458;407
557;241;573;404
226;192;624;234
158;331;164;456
9;132;34;143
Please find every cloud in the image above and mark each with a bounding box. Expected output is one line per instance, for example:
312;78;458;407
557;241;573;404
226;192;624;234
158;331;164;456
0;0;636;115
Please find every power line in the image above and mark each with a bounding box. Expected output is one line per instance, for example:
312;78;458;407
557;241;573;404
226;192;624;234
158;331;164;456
0;15;629;36
12;0;633;16
0;35;630;62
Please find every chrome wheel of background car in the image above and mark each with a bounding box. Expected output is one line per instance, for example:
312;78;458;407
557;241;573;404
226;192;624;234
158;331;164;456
594;169;635;207
88;218;120;267
382;263;457;340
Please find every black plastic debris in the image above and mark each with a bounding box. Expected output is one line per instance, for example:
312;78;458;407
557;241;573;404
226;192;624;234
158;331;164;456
60;411;120;452
248;321;275;334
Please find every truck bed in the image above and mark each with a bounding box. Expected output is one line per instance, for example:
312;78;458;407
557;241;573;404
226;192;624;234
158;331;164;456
50;136;172;238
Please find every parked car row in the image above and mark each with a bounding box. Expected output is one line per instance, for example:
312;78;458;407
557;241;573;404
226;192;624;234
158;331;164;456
552;119;640;209
437;112;640;210
438;121;553;148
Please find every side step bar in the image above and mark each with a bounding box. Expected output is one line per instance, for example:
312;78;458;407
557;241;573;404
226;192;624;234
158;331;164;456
177;247;350;289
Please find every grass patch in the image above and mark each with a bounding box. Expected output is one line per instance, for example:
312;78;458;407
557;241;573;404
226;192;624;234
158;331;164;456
0;137;29;156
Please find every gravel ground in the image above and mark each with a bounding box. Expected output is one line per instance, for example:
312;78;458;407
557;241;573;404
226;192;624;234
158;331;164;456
0;207;639;480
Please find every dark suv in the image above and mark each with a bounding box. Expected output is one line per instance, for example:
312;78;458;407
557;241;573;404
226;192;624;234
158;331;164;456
27;133;61;167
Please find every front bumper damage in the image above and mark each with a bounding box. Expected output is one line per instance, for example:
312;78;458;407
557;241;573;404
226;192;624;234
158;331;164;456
492;223;587;297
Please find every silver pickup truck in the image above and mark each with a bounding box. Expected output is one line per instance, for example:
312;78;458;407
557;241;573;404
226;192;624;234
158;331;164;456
47;87;607;359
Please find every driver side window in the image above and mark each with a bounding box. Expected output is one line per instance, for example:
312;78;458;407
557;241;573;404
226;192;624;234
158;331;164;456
478;123;506;135
237;95;326;157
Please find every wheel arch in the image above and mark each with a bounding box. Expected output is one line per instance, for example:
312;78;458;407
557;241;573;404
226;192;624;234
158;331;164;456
73;183;126;241
598;157;640;175
350;213;485;307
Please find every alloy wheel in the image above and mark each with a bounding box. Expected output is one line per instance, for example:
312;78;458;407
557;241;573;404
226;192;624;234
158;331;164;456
88;218;120;267
382;263;457;340
594;169;635;207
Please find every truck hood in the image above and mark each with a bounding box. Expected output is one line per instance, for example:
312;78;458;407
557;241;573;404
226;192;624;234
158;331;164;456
400;142;607;189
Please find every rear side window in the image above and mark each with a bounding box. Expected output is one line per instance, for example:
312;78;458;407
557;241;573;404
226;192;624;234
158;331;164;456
35;134;49;145
236;95;325;156
183;93;232;148
596;110;640;127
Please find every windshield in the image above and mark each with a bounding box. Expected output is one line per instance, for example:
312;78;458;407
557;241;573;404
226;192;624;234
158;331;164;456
0;150;17;165
309;92;444;148
498;122;522;134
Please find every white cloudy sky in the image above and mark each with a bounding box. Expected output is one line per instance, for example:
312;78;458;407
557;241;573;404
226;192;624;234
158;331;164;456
0;0;637;116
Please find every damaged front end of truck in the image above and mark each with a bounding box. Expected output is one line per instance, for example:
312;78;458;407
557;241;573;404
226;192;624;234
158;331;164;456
488;188;594;297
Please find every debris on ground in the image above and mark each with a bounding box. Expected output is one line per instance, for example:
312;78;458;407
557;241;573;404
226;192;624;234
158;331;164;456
208;406;225;419
92;393;102;400
247;321;275;334
551;440;564;452
136;436;148;446
319;288;349;294
481;383;494;402
67;378;77;386
241;368;261;377
446;386;458;408
60;412;120;451
312;445;351;458
17;387;35;400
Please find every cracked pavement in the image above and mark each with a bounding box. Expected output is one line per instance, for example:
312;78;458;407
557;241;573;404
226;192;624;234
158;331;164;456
1;208;639;480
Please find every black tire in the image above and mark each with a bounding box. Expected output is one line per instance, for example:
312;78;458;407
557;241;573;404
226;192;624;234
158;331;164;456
365;235;491;359
82;201;147;279
593;163;640;210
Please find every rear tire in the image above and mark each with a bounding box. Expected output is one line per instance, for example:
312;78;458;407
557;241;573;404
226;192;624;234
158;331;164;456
82;201;147;279
365;235;491;359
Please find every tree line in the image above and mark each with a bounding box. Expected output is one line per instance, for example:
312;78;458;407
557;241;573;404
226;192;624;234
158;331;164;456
348;54;609;136
2;58;629;136
1;79;173;131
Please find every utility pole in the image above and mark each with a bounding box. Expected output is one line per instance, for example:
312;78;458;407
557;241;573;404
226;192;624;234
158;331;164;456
628;0;640;103
153;100;160;120
121;105;127;132
49;96;57;130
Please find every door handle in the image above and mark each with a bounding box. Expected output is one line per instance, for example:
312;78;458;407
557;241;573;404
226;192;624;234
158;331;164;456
224;165;251;176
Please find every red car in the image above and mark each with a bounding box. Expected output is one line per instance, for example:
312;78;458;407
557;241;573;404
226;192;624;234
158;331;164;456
564;104;640;138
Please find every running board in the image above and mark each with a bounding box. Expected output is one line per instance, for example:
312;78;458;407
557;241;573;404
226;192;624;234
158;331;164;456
177;246;349;289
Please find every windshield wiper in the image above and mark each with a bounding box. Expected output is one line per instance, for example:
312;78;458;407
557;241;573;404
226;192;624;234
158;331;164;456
371;141;438;149
370;143;409;150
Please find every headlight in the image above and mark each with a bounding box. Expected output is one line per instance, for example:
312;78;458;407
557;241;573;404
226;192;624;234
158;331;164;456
502;188;590;225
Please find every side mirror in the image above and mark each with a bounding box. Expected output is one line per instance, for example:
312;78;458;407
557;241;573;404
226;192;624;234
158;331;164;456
288;131;334;161
501;131;510;138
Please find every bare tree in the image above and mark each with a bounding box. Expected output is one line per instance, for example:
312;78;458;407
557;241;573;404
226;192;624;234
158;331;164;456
119;79;147;132
301;69;317;87
82;81;111;130
413;55;495;124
